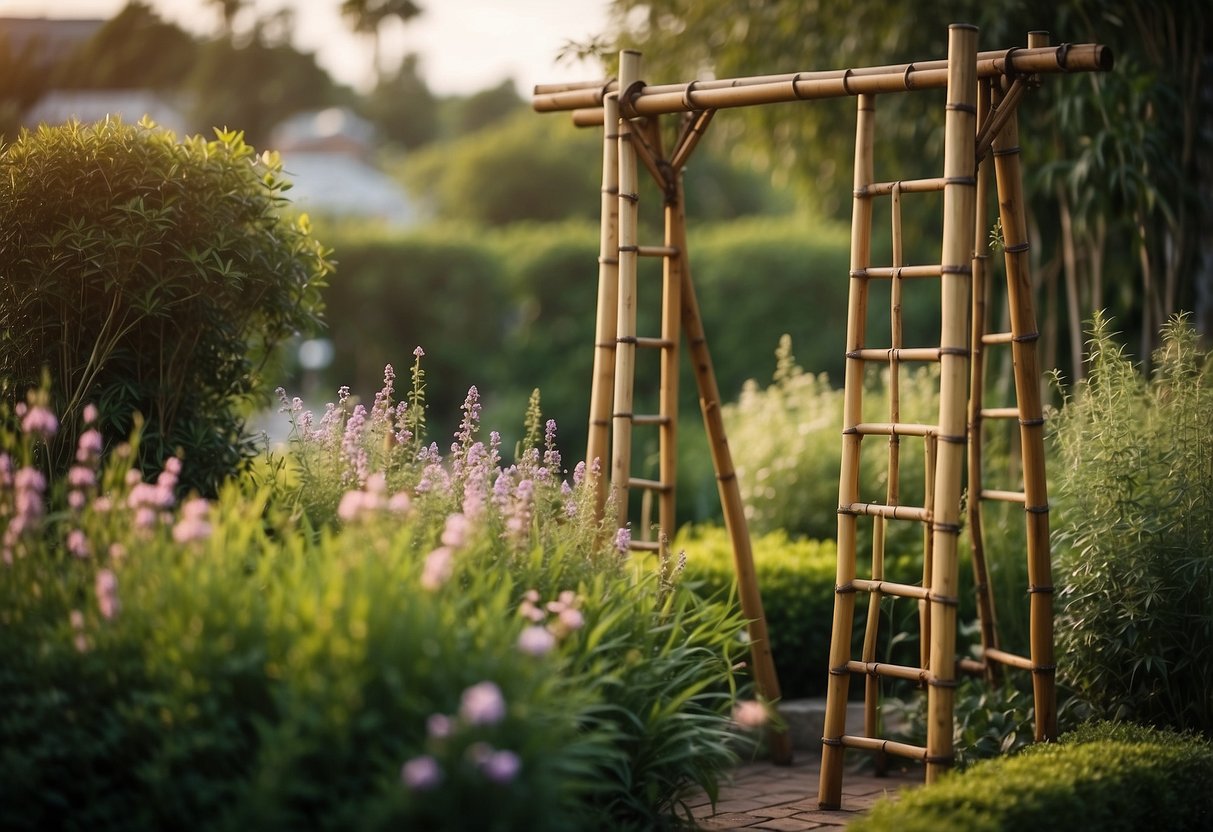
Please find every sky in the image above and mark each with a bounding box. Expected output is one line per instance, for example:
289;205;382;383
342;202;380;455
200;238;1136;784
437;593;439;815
0;0;613;95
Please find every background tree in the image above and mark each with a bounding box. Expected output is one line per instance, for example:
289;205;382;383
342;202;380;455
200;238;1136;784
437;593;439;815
203;0;247;36
51;0;198;90
339;0;423;81
449;78;525;135
363;52;439;149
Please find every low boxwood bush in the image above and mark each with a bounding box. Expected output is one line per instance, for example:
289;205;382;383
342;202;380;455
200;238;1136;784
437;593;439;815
852;722;1213;832
0;363;758;831
0;118;331;496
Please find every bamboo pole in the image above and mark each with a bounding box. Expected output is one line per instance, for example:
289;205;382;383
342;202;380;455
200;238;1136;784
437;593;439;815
991;30;1057;743
672;174;792;765
967;78;1002;680
610;50;642;532
926;23;978;785
818;91;876;810
587;94;621;513
658;179;682;542
532;43;1112;116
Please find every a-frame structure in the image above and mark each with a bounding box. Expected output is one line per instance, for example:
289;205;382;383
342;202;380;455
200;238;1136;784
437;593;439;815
533;26;1112;794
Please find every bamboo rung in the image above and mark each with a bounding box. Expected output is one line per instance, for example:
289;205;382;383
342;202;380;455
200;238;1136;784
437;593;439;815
852;578;931;601
849;347;942;362
982;331;1016;345
860;177;948;196
984;647;1034;671
845;659;930;684
629;539;662;553
980;489;1027;503
957;658;987;675
629;477;672;493
637;245;679;257
980;407;1020;420
635;336;675;350
858;265;944;279
840;734;929;761
631;414;671;426
850;421;937;438
840;502;931;523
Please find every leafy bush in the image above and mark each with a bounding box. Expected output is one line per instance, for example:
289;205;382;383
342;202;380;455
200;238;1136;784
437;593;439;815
0;119;330;495
1051;313;1213;735
0;364;756;831
852;722;1213;832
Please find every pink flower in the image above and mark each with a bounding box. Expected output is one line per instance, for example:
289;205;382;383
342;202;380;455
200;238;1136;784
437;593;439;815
481;749;521;784
558;607;585;632
459;681;506;726
21;405;58;438
440;513;471;549
517;626;557;656
413;346;425;358
426;713;453;739
68;466;95;489
420;547;454;590
401;755;443;791
76;429;103;463
70;609;89;653
67;529;91;559
731;700;768;729
95;569;120;620
172;499;212;543
337;489;365;522
387;492;412;515
614;526;631;554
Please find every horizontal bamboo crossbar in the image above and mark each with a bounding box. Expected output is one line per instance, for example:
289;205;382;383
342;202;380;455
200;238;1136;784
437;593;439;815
856;265;945;279
982;331;1017;345
633;336;675;349
980;407;1020;419
840;502;930;523
839;734;928;761
984;647;1035;671
629;477;672;493
859;177;948;196
852;578;931;601
848;347;942;362
848;421;937;437
957;658;987;676
845;659;930;684
533;43;1112;116
637;245;679;257
631;414;671;426
629;539;662;553
980;489;1028;503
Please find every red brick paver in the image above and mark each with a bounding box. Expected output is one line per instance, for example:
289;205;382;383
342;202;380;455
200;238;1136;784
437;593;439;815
688;755;917;830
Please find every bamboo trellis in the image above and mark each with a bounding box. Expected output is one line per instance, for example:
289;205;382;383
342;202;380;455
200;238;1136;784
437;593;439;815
532;25;1111;791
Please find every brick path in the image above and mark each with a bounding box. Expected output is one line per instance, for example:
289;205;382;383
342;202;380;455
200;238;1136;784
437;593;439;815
686;755;918;830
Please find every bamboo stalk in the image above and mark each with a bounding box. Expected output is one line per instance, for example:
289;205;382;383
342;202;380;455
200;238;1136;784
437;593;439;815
673;174;792;765
610;50;642;532
926;23;978;785
658;182;682;542
587;94;621;514
991;29;1057;743
967;78;1002;681
818;91;876;811
532;43;1112;115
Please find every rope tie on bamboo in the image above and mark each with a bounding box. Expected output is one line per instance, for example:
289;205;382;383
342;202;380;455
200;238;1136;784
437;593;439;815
936;432;966;445
939;264;972;275
992;145;1022;157
902;63;916;90
820;736;844;746
924;753;956;764
1028;584;1055;594
619;80;646;118
1012;331;1040;342
714;471;738;483
1002;47;1024;82
828;666;849;678
932;520;962;534
789;73;806;100
945;102;978;115
1026;504;1050;515
1005;241;1030;254
618;244;639;252
834;582;857;595
849;268;871;279
1056;42;1073;70
681;80;700;111
1019;416;1046;427
616;335;638;345
926;676;959;689
928;591;960;607
841;68;855;97
1032;664;1057;675
938;345;970;357
944;175;977;186
618;190;639;204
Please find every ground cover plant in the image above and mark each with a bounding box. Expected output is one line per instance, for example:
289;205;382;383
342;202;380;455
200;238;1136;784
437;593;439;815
0;357;762;831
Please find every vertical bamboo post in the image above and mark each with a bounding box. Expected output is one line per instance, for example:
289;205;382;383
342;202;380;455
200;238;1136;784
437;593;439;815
611;50;642;531
967;78;1002;675
658;187;682;542
926;23;978;784
818;91;876;810
992;29;1057;742
587;93;621;514
672;176;792;764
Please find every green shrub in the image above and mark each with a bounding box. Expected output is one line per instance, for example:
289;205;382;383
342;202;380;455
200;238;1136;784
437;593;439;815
1051;313;1213;734
0;119;330;495
1;365;755;831
852;722;1213;832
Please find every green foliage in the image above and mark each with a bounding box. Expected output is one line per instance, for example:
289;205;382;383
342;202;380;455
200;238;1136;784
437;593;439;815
449;79;526;136
676;525;838;698
0;372;754;831
364;53;440;150
0;119;331;495
51;1;199;92
1051;313;1213;734
851;722;1213;832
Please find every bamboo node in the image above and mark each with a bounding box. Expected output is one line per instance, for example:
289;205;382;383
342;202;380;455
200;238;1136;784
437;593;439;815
616;336;638;345
594;340;617;348
928;591;960;607
1018;416;1046;427
938;346;970;357
618;244;639;252
1028;584;1055;594
944;175;978;186
932;521;962;534
992;145;1022;157
715;471;738;483
827;667;849;678
611;411;634;419
937;432;967;445
1026;504;1050;514
597;256;619;265
820;736;844;746
1005;241;1030;253
619;190;640;203
1011;331;1040;342
600;186;619;195
1032;664;1057;675
946;102;978;115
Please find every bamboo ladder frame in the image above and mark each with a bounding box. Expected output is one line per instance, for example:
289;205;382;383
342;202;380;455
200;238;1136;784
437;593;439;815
532;27;1111;779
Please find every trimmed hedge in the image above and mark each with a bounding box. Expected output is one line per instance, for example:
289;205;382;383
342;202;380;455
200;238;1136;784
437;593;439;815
851;722;1213;832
